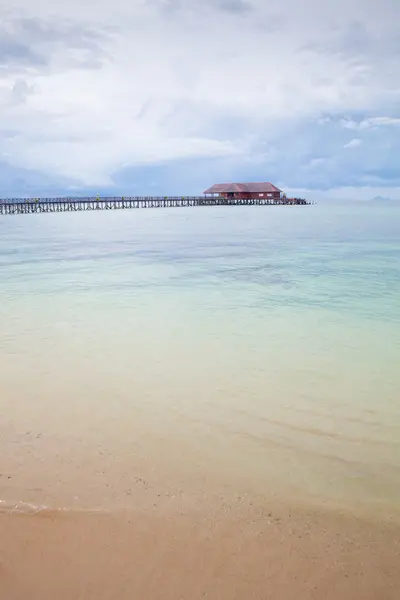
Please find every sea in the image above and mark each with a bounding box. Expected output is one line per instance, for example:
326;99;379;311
1;202;399;520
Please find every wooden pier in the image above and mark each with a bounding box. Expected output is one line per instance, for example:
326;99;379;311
0;195;310;216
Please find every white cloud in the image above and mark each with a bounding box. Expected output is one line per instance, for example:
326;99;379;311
344;138;362;148
367;117;400;127
341;116;400;130
0;0;399;188
309;158;326;167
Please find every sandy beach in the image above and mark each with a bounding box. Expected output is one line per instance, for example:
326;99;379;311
1;498;400;600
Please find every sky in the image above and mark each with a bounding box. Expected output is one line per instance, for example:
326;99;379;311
0;0;399;200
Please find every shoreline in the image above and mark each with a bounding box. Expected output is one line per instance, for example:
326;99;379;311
2;467;400;525
1;495;399;600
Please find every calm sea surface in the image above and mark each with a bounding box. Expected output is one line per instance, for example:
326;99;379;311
1;204;399;519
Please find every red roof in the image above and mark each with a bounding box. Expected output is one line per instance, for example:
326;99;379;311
203;182;282;194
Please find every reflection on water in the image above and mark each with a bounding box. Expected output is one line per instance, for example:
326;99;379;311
0;204;400;520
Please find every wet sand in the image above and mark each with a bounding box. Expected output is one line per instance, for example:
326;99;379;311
1;500;399;600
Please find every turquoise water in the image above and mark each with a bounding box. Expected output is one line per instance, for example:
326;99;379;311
1;204;400;518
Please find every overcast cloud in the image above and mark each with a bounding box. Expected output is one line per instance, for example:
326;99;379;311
0;0;399;199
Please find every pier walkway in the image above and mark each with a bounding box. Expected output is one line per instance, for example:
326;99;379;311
0;195;310;215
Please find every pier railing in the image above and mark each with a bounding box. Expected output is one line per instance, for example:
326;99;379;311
0;195;310;215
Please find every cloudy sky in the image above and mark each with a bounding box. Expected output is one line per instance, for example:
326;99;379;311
0;0;399;199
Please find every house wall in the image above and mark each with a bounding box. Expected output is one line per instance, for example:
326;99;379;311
220;191;281;199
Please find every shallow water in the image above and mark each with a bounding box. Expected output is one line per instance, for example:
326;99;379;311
1;203;399;519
